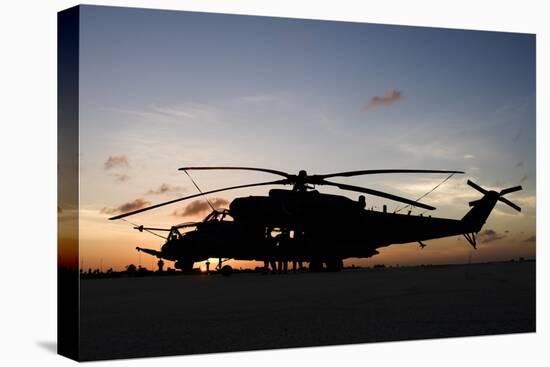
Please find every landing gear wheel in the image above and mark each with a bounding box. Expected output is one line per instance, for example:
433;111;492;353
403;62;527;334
220;265;233;276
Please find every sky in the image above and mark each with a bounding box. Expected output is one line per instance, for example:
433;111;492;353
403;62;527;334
67;5;536;271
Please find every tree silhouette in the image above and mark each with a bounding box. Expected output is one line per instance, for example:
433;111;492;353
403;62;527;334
125;264;137;273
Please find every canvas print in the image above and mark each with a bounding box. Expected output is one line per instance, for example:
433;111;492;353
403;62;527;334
58;5;536;361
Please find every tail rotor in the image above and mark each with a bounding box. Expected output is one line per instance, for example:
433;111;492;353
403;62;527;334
467;180;522;212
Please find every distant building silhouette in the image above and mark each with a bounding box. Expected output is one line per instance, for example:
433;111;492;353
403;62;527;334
157;258;164;272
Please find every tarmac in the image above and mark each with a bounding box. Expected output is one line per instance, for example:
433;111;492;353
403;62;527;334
79;261;535;361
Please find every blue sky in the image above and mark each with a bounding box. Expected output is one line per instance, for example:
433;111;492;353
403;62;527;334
76;5;536;269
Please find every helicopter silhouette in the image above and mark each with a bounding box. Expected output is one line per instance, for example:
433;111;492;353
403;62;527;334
109;167;522;273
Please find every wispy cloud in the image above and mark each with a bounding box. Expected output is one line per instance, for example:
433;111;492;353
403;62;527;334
101;198;151;215
146;183;185;195
104;155;130;170
398;141;458;160
113;173;130;183
463;154;475;159
172;197;229;217
520;175;528;183
512;194;535;209
148;104;195;119
392;177;478;207
365;89;402;110
478;229;507;244
240;94;279;104
110;103;215;122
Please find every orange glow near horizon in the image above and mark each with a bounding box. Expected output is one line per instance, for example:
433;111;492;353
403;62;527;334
69;205;536;273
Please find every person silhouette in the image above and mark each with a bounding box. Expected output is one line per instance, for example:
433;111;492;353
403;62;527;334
358;195;366;209
275;231;290;274
292;259;303;272
279;259;288;274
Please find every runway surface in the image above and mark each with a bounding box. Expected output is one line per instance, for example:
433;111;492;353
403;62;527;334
79;261;535;361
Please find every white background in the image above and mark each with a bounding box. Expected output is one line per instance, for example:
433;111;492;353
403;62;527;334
0;0;547;365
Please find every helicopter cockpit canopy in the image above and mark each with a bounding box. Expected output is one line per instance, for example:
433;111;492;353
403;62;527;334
202;208;233;223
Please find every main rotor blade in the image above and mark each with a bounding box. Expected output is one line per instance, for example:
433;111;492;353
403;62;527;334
134;226;173;232
315;169;464;180
174;222;201;229
108;179;289;220
467;180;488;194
498;197;522;212
179;166;291;178
500;185;522;196
322;180;436;211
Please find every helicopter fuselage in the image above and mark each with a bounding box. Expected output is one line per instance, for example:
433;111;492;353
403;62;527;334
142;188;498;270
